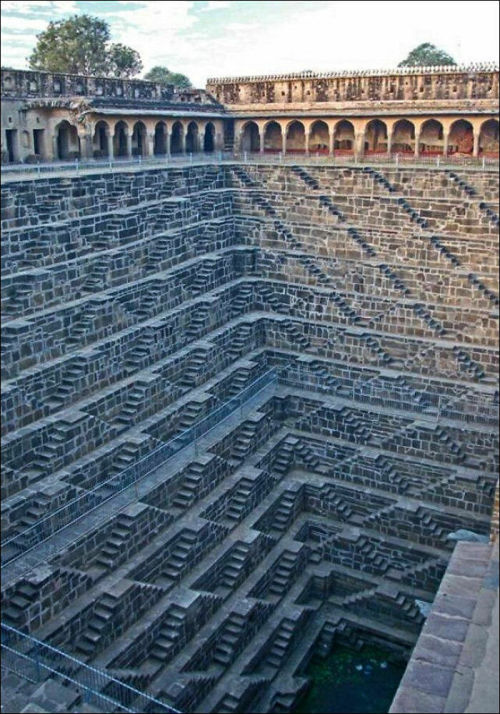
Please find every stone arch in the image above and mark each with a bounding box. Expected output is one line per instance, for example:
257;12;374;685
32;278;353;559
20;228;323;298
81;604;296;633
365;119;388;153
309;120;329;154
204;122;215;152
170;121;184;154
132;121;147;156
334;120;355;153
263;121;283;153
154;121;168;155
419;119;444;155
448;119;473;155
93;120;110;157
240;121;260;152
478;119;499;157
391;119;415;154
55;120;80;160
113;121;129;157
185;121;199;153
286;120;306;153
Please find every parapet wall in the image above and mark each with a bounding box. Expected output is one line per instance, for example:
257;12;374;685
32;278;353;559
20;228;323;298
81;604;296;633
1;68;174;101
207;65;499;108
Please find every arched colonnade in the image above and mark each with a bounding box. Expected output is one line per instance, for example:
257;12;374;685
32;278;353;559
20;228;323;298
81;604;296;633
52;117;222;160
237;117;499;158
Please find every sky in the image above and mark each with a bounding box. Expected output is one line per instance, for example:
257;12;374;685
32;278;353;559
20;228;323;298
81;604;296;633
1;0;499;87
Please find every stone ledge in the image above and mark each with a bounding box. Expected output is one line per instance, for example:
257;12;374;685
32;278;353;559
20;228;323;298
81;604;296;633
390;540;499;713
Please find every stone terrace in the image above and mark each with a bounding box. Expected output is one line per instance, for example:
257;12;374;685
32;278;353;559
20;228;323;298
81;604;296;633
1;162;498;713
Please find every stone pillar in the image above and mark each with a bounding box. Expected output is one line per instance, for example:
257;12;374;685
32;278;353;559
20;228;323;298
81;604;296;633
166;130;171;156
282;131;287;156
147;132;154;157
80;132;93;160
305;131;310;156
355;132;365;159
107;131;114;159
473;129;480;158
126;132;132;158
259;130;264;153
414;131;420;158
329;129;335;156
215;131;224;151
387;131;392;158
181;132;186;154
52;133;58;161
443;131;449;157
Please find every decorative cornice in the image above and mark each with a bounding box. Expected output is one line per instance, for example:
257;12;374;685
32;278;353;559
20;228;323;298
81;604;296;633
206;63;499;84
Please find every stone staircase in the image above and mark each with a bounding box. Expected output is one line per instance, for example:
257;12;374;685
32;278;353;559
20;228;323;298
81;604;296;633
171;462;207;509
94;513;135;570
220;542;251;588
230;422;259;461
268;550;302;597
180;348;208;387
149;605;186;662
74;593;117;656
213;611;247;665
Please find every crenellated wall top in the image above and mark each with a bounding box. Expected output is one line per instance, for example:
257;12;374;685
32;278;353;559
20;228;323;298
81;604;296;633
207;63;499;84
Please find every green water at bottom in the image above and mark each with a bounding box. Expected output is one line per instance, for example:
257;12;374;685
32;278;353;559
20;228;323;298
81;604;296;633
293;643;407;714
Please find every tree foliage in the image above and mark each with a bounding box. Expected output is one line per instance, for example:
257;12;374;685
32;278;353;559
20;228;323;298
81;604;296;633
28;14;142;78
398;43;457;67
106;43;143;78
144;65;192;89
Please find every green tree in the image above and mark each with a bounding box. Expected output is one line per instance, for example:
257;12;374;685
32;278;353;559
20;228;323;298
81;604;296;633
398;43;457;67
144;65;192;89
28;14;142;78
106;43;143;78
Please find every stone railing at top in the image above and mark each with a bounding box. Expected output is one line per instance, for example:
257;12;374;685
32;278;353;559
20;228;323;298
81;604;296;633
206;63;499;84
1;68;215;105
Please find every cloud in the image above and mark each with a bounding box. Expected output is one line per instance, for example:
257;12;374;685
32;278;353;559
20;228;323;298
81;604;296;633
2;1;78;14
200;1;232;10
1;0;498;86
1;14;49;32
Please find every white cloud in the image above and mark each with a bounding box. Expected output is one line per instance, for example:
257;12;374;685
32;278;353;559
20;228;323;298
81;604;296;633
200;1;232;11
1;14;48;31
1;0;498;85
1;1;78;13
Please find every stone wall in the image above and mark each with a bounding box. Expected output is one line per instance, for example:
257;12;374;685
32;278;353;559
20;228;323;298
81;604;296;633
1;161;498;713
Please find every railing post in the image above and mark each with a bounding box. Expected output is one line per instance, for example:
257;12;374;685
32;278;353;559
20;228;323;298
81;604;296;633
34;640;41;681
482;156;486;169
189;152;193;164
436;155;440;168
75;158;79;175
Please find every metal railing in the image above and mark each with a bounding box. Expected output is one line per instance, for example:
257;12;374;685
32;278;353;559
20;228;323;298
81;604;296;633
1;623;178;713
1;367;278;566
1;150;498;181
